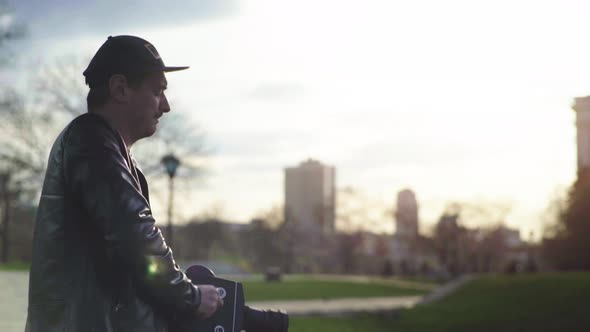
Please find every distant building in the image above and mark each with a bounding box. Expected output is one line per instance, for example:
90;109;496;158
493;225;532;272
355;231;391;257
284;159;336;234
498;226;522;249
395;189;419;239
572;96;590;174
390;189;432;274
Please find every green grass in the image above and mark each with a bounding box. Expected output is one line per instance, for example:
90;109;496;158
290;272;590;332
291;313;397;332
0;262;30;271
242;277;432;301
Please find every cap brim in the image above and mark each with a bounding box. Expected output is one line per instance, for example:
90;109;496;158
163;66;189;72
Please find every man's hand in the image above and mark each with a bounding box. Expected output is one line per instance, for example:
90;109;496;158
196;285;224;318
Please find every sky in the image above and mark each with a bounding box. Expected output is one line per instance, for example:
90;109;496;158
5;0;590;238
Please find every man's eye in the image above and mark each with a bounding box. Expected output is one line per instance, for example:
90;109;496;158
154;90;163;96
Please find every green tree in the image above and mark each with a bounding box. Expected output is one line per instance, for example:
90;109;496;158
542;172;590;270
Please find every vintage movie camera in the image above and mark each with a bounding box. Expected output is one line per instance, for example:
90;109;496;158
172;265;289;332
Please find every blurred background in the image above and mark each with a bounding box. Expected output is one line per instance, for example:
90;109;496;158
2;0;590;331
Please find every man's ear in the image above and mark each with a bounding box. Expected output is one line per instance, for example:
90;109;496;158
108;74;129;103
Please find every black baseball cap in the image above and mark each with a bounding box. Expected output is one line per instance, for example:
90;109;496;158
83;35;189;88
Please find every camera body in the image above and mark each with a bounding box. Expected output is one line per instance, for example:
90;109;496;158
171;265;288;332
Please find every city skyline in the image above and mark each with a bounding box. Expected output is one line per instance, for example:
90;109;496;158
7;0;590;238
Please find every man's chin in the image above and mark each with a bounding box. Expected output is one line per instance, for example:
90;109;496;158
144;126;157;138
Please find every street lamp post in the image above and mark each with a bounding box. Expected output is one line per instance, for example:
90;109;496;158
161;154;180;248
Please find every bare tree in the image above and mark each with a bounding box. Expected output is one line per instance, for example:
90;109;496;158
432;200;523;275
33;56;88;117
540;186;568;239
0;2;29;262
337;186;390;233
443;199;513;228
0;88;59;190
251;204;284;230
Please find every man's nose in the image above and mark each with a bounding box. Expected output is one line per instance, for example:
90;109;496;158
160;93;171;113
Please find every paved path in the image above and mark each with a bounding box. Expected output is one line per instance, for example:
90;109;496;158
418;274;475;305
246;276;475;315
249;296;423;316
0;271;28;332
223;273;436;291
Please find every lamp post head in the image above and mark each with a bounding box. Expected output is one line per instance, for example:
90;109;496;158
161;154;181;178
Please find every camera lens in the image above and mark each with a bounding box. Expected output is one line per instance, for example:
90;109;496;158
243;306;289;332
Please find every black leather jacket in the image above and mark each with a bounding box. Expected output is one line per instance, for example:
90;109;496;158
25;113;201;332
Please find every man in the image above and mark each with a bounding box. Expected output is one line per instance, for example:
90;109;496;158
25;35;222;332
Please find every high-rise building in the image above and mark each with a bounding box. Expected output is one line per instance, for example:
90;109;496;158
394;189;419;238
572;96;590;174
284;159;336;234
390;189;425;274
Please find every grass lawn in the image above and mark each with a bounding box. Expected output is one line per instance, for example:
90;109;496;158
290;272;590;332
0;262;30;271
241;277;433;301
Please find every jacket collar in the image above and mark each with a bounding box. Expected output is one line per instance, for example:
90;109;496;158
84;113;147;199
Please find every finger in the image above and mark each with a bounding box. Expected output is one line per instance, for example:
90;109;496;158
205;305;215;318
200;310;212;319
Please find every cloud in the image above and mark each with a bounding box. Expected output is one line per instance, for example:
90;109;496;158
247;82;305;101
343;140;485;170
10;0;238;39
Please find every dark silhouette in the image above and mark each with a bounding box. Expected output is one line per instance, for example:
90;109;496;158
25;36;222;332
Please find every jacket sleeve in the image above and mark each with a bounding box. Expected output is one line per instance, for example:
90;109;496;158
62;121;201;316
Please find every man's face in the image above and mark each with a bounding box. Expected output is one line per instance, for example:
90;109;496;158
126;71;170;141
